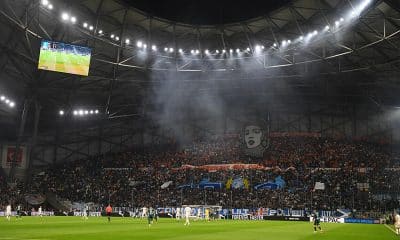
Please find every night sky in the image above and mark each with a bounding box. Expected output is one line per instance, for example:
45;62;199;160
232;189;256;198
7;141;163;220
122;0;291;25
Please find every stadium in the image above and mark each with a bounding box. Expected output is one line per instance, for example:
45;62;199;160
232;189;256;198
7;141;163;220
0;0;400;239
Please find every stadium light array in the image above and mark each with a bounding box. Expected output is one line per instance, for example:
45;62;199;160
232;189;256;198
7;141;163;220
0;95;15;108
43;0;372;60
71;109;100;117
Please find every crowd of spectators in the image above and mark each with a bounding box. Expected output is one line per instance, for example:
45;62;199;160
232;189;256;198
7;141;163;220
1;134;399;214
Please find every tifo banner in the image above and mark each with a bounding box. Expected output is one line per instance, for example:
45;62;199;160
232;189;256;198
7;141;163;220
173;164;296;172
25;194;46;205
269;132;321;138
1;145;27;169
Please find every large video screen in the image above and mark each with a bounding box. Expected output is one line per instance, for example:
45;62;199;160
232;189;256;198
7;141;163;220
38;40;91;76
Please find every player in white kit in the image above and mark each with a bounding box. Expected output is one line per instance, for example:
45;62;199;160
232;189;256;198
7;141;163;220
184;206;191;226
394;211;400;235
38;206;43;217
5;204;11;221
176;207;181;220
141;207;148;219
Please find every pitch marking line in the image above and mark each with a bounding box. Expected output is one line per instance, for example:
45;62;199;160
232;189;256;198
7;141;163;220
384;224;397;234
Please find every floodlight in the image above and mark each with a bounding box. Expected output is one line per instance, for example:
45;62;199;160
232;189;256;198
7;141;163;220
216;50;219;53
205;49;209;54
115;36;119;41
137;41;143;47
41;0;49;6
325;25;330;31
236;48;240;53
59;110;64;115
125;39;130;44
48;4;53;10
61;12;69;21
89;26;94;31
9;102;15;108
73;110;78;115
169;48;174;53
0;96;4;101
98;30;103;34
83;22;88;28
95;110;99;114
70;16;76;24
152;45;157;51
164;47;168;52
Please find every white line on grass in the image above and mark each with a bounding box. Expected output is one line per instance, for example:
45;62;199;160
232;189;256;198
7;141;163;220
384;224;396;234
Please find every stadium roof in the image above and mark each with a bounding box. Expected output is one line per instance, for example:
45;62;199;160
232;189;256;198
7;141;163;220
0;0;399;140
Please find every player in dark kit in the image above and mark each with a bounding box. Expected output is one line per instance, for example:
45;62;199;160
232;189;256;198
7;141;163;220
312;212;323;233
16;204;21;219
148;208;154;227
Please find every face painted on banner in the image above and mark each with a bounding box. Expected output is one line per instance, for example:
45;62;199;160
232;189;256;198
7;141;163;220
244;125;262;149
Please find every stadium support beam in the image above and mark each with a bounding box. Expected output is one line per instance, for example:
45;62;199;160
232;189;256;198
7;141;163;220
105;9;128;115
8;98;30;183
26;99;41;183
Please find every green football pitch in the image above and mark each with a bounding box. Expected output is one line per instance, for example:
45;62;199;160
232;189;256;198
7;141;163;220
38;50;90;76
0;217;397;240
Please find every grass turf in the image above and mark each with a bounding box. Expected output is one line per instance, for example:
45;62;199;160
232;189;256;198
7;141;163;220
0;217;396;240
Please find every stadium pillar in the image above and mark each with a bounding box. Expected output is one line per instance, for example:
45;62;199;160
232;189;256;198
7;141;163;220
26;100;41;182
8;98;30;182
